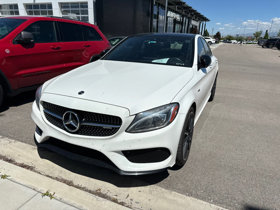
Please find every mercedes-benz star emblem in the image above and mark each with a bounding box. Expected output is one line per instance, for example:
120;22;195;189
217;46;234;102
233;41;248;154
62;111;80;133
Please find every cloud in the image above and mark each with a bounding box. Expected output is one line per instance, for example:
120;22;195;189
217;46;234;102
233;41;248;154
216;22;221;25
272;17;280;24
219;27;225;30
242;19;270;31
224;23;234;28
241;18;280;32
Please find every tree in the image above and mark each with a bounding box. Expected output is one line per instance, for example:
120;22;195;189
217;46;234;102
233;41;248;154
214;31;221;40
253;31;262;40
224;35;234;40
277;30;280;37
264;30;269;39
236;36;245;42
203;29;209;37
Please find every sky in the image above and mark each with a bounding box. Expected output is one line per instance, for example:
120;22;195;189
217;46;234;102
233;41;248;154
185;0;280;37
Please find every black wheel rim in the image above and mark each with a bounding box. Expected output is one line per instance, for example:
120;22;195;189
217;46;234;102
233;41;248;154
182;113;194;160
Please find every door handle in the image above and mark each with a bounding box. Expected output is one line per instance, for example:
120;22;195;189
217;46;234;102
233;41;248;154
84;45;91;48
50;46;61;50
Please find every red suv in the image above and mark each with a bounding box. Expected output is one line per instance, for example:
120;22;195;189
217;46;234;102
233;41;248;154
0;16;110;107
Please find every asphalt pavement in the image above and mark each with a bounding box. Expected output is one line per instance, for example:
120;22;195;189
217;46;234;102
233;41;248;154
0;44;279;209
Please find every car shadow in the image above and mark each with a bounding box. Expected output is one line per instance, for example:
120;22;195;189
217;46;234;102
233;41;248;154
243;204;271;210
0;90;35;113
36;146;169;188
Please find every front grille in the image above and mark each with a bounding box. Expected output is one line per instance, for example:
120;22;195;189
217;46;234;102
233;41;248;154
42;102;122;137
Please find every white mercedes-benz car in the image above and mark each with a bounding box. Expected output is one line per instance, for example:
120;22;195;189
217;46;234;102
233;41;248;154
31;34;218;175
204;36;216;45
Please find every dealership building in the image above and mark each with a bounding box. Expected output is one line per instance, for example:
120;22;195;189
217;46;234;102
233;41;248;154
0;0;209;37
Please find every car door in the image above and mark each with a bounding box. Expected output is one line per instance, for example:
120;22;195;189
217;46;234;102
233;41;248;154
55;21;86;72
81;25;109;62
193;37;216;114
9;20;61;88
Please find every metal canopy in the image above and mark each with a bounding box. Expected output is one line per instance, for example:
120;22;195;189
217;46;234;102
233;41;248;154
156;0;210;21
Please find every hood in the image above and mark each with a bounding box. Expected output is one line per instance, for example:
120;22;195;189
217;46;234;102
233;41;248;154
44;60;194;115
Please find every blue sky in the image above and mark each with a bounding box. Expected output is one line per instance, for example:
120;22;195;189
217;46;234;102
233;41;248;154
185;0;280;36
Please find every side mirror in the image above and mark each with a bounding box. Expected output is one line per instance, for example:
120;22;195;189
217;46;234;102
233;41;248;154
198;55;211;69
16;31;34;44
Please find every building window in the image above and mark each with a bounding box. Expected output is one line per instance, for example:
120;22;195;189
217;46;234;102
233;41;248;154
25;3;53;16
0;4;19;16
60;2;88;22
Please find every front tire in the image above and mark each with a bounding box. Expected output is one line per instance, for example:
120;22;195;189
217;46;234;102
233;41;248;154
174;107;195;168
208;41;212;45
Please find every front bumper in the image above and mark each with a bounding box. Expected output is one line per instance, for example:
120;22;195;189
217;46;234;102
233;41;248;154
31;94;186;174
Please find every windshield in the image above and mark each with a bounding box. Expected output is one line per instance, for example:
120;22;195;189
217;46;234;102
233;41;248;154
103;35;194;67
0;18;26;39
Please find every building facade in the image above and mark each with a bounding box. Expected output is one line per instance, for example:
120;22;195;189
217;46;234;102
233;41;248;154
0;0;209;37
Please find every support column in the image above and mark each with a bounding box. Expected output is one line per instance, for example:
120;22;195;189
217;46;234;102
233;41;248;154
52;2;61;17
163;0;168;32
88;0;95;24
203;22;207;35
18;2;27;16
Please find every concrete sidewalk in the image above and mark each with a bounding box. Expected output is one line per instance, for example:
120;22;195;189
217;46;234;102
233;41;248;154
0;159;128;210
0;178;78;210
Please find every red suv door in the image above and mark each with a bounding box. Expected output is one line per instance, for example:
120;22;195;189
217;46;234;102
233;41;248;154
80;25;110;62
56;21;110;68
55;21;86;72
9;20;62;88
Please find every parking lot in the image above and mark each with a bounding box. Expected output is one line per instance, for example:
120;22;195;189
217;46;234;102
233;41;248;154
0;44;280;209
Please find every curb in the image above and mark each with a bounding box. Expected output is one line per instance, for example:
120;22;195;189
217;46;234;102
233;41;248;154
0;160;128;210
0;136;226;210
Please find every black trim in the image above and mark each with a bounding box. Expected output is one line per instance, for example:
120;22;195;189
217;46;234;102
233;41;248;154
0;70;12;94
8;84;40;97
35;126;43;136
123;148;171;163
35;137;167;176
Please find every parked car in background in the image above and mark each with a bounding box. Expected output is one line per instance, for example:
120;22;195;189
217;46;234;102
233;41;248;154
258;39;267;46
31;33;219;175
223;40;232;43
108;36;126;47
231;40;238;44
204;36;215;45
0;16;110;108
276;41;280;50
263;38;280;48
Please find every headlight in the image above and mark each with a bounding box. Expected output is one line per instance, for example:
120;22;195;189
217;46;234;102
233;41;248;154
126;103;179;133
35;85;42;110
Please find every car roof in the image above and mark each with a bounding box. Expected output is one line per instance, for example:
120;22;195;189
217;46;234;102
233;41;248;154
1;16;95;27
129;33;198;39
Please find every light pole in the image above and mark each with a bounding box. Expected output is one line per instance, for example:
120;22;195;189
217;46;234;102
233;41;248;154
269;20;274;36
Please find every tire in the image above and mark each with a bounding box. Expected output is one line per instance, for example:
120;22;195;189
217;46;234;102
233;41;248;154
174;107;195;168
209;75;217;102
0;83;4;108
208;41;212;45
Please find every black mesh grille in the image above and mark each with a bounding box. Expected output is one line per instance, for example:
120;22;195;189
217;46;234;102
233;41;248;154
42;102;122;137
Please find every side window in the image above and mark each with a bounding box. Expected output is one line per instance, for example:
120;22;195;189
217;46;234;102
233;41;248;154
201;38;212;56
23;21;56;43
58;22;83;42
82;25;103;41
197;38;206;59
